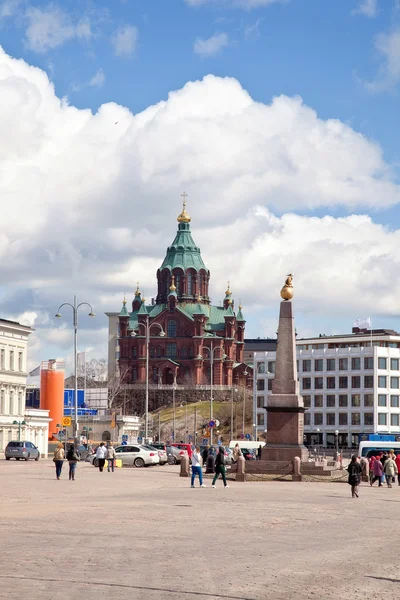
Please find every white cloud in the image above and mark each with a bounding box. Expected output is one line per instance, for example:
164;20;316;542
364;28;400;92
194;32;229;57
352;0;378;17
186;0;285;8
24;4;92;53
0;48;400;363
111;25;138;57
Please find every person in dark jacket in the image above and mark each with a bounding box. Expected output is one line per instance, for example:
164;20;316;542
212;447;229;488
66;444;79;481
202;446;209;465
257;445;262;460
347;455;362;498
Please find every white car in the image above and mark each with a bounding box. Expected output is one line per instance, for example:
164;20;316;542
114;444;160;468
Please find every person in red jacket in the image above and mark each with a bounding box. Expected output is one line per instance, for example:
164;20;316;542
395;453;400;486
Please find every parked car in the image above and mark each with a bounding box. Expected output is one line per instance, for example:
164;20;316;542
88;444;159;468
170;443;194;459
5;441;40;461
77;444;92;461
241;448;256;461
166;445;185;464
141;445;167;465
199;445;233;465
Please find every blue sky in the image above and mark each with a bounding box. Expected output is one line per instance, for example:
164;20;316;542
2;0;400;370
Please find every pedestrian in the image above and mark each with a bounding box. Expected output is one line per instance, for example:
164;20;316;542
212;447;229;488
66;444;79;481
191;446;206;488
257;445;262;461
106;442;116;473
202;445;209;465
383;453;398;488
395;453;400;486
347;455;362;498
370;456;383;487
53;442;65;480
96;442;107;472
233;443;242;463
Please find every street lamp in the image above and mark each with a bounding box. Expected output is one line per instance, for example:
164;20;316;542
13;419;26;441
242;370;249;436
55;295;95;443
199;339;226;445
132;318;165;441
335;429;339;458
253;423;257;441
181;401;188;442
230;387;238;441
316;428;320;460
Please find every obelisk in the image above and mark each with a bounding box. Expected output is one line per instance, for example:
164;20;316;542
262;275;308;463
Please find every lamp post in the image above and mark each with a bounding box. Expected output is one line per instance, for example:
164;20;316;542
200;340;226;446
230;387;238;441
316;428;320;460
55;295;95;443
242;370;249;436
132;318;165;442
13;419;26;441
253;423;257;441
335;429;339;458
181;401;188;442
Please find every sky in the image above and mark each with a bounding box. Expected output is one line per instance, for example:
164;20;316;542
1;0;400;372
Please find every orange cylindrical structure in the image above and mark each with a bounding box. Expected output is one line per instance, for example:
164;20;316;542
40;360;65;440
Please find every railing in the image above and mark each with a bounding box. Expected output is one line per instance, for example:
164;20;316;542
122;383;235;391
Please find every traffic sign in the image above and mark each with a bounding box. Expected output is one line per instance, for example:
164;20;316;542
62;417;71;427
209;420;216;428
245;433;251;440
202;438;209;445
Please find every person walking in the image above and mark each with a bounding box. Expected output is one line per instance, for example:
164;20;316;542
383;453;398;488
233;443;242;463
370;456;383;487
212;447;229;488
106;442;116;473
347;455;362;498
202;445;209;466
257;445;262;461
66;444;79;481
96;442;107;472
53;443;65;480
191;446;206;488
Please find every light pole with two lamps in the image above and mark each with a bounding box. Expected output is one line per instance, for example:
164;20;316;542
198;339;226;446
55;295;95;443
13;419;26;441
242;370;249;436
180;401;188;442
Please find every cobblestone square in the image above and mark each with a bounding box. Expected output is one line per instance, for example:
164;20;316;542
1;460;399;600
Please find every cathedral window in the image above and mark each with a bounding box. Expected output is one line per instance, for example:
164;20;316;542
132;347;137;359
187;272;193;295
181;347;187;359
175;274;181;296
149;346;155;358
132;368;137;383
167;343;177;358
153;367;158;383
168;320;177;337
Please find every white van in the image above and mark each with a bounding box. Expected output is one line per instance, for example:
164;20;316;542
358;441;400;458
229;440;265;450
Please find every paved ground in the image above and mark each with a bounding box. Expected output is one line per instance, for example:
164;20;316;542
1;459;400;600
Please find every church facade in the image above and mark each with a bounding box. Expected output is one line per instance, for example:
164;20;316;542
117;197;250;387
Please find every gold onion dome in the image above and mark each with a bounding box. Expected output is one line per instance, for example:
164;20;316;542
134;282;141;297
177;192;191;223
225;281;232;296
170;275;177;292
238;304;243;310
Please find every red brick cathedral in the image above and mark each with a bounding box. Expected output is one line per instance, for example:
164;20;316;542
118;196;249;387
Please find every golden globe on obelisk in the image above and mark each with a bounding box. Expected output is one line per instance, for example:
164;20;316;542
262;274;308;464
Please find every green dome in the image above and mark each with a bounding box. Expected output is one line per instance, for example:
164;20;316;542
159;222;208;273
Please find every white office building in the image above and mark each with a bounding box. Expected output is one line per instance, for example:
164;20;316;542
253;328;400;449
0;318;50;456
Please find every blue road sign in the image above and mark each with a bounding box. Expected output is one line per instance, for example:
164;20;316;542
245;433;251;440
203;438;208;445
209;420;216;428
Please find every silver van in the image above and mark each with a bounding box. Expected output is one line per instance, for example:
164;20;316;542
5;441;40;461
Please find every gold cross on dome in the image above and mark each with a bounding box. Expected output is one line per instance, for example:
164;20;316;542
181;191;188;207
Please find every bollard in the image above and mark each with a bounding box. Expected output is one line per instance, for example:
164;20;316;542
236;456;246;482
180;454;190;478
206;454;215;474
292;456;302;482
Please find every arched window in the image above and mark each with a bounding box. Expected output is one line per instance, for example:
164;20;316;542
102;430;111;441
153;367;158;383
168;320;177;337
149;346;155;358
175;274;181;296
132;367;137;383
187;272;193;295
181;347;187;359
199;275;203;296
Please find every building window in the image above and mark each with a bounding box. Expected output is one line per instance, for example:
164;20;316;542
0;349;4;369
364;394;373;407
391;395;399;408
326;358;335;371
257;379;265;391
304;413;311;426
257;413;265;426
132;347;137;359
303;395;311;408
187;272;193;295
268;379;273;391
391;358;399;371
391;377;399;389
257;396;264;408
351;413;361;426
326;377;335;390
339;395;348;407
18;352;23;372
9;351;14;371
168;320;177;337
378;394;387;407
314;395;323;407
181;347;187;359
153;367;158;383
378;413;387;426
364;357;374;370
378;357;387;370
339;413;348;425
302;360;311;372
267;362;276;374
314;413;323;426
326;413;336;426
339;358;348;371
339;376;348;389
364;413;374;426
364;376;374;388
149;346;155;358
391;414;400;427
175;274;181;296
378;376;387;388
351;394;361;407
166;343;177;358
351;376;361;389
302;378;311;390
326;395;336;407
157;346;162;358
351;357;361;370
132;368;137;383
257;362;265;374
314;359;323;372
314;377;323;390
